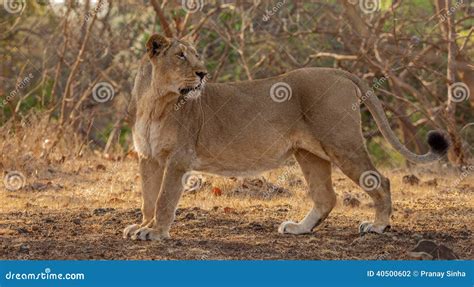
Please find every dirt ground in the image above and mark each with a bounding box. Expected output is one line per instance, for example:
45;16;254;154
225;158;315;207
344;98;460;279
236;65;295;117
0;156;472;260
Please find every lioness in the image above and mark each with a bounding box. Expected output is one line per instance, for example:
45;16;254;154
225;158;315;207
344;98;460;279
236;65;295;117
123;34;449;240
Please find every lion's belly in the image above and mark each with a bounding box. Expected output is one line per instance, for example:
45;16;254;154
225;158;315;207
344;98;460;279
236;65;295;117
190;142;294;177
190;125;330;176
191;157;290;177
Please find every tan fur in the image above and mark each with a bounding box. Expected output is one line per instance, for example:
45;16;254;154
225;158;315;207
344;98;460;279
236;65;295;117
123;35;443;240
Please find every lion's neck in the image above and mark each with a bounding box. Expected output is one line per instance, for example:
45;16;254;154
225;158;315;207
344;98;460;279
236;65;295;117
138;90;178;119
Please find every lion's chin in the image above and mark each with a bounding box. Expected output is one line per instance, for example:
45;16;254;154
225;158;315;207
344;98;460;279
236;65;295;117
179;83;204;99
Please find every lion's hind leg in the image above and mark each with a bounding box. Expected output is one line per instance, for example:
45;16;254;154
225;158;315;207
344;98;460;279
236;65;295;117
326;146;392;234
279;149;336;235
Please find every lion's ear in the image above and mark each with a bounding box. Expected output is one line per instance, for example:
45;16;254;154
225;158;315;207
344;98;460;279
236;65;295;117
146;34;170;59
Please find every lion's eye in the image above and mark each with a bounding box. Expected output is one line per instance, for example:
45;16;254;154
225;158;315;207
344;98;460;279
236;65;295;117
177;52;186;60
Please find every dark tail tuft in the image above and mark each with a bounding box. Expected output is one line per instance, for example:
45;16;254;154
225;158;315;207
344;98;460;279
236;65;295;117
427;131;450;155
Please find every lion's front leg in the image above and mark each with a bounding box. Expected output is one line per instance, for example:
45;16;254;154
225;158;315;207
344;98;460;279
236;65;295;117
123;157;164;239
132;163;185;241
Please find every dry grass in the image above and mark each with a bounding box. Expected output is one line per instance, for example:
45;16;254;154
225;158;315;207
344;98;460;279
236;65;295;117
0;122;472;259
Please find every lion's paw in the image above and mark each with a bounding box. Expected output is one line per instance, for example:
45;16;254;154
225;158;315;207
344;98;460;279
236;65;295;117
278;221;312;235
359;221;390;235
123;224;140;239
131;227;170;241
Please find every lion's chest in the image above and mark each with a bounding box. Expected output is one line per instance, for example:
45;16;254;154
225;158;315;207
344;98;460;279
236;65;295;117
133;119;173;160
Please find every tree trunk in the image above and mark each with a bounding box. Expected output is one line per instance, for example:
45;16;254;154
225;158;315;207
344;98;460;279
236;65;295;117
438;0;467;165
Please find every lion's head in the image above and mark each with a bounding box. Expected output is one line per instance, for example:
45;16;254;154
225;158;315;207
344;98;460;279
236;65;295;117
145;34;208;98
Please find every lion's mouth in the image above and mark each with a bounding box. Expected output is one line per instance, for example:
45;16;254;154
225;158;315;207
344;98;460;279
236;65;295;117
179;83;203;96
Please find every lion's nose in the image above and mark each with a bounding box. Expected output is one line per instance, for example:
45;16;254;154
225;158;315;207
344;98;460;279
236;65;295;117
196;71;208;80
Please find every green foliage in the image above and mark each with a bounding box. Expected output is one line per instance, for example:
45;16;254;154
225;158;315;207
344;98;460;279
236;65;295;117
119;125;132;149
1;0;471;165
367;137;404;167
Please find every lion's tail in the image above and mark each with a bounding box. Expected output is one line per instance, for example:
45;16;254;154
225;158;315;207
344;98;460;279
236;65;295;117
335;70;450;164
